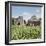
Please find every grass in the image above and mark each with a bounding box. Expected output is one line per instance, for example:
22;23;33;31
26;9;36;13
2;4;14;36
10;24;41;40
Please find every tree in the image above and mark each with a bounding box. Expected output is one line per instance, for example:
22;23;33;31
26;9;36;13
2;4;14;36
24;20;26;24
39;18;41;21
12;18;14;25
38;18;41;25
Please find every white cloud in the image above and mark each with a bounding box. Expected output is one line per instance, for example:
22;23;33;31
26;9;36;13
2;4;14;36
36;13;41;18
12;12;41;22
12;12;33;21
36;9;40;13
22;12;33;21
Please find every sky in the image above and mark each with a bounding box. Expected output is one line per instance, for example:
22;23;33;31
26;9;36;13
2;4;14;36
12;6;41;21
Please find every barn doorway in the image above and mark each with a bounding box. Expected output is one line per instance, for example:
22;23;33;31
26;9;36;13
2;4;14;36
17;22;20;25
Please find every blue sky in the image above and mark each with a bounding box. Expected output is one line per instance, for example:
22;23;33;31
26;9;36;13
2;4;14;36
12;6;41;21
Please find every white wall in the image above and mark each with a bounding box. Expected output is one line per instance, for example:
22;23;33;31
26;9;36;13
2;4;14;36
0;0;46;46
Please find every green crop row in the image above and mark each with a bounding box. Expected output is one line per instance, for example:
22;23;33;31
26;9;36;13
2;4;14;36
10;25;41;40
